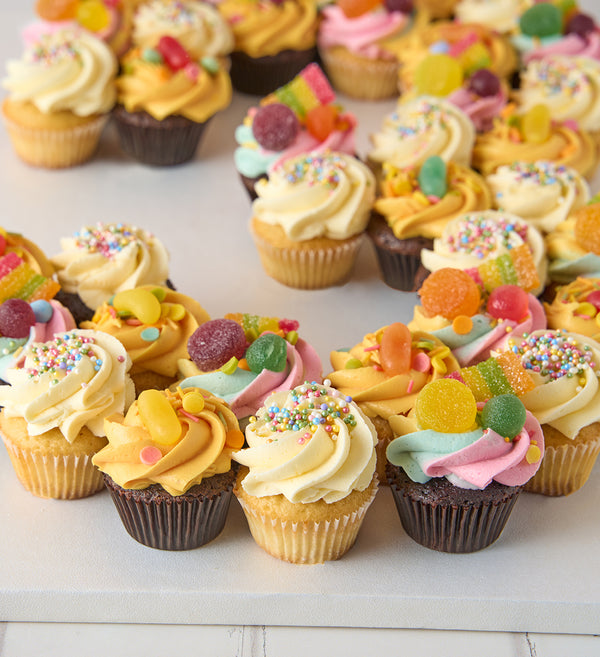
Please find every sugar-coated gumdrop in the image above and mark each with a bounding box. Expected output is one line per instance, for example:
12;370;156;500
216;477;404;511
76;0;110;31
187;319;247;371
468;69;500;97
384;0;413;12
338;0;382;19
574;203;600;254
113;288;161;325
486;285;529;322
380;322;412;375
420;268;481;320
520;3;562;37
480;394;526;440
245;333;287;373
586;290;600;311
306;104;337;142
0;299;36;339
415;54;463;96
418;156;447;198
157;35;190;71
415;378;477;433
137;390;182;446
252;103;300;152
565;13;596;38
31;299;53;323
36;0;78;21
520;104;551;144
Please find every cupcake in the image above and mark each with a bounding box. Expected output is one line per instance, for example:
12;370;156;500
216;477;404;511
317;0;411;100
486;160;591;234
367;156;492;290
113;36;232;165
328;322;459;482
93;386;244;550
386;373;544;552
502;328;600;496
234;63;357;201
2;26;117;169
544;277;600;341
249;151;376;289
81;285;210;396
232;381;378;563
50;222;171;324
0;226;55;278
0;329;134;499
178;313;322;424
413;0;459;20
454;0;528;34
216;0;318;95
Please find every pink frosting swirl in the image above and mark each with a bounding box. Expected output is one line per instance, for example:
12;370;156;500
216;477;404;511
524;32;600;64
447;87;508;132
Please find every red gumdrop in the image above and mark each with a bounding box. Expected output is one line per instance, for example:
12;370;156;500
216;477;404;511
252;104;300;152
0;299;36;339
157;36;190;71
586;290;600;311
380;322;412;375
187;319;247;371
486;284;529;322
306;105;337;142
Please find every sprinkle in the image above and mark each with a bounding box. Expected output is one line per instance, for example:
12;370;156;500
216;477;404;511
72;223;147;259
26;332;100;380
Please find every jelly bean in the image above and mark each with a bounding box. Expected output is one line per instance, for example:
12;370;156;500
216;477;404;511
252;104;300;151
157;36;191;72
415;54;463;96
306;105;337;142
520;3;562;37
380;322;412;375
36;0;78;21
486;285;529;322
0;299;36;339
520;104;551;144
338;0;382;19
418;156;447;198
419;268;481;320
565;12;596;37
574;203;600;254
480;394;526;440
112;288;162;325
142;48;163;64
586;290;600;311
468;69;500;97
182;390;205;414
415;378;477;433
574;302;597;317
138;390;182;446
245;333;287;373
76;0;110;32
187;319;247;371
31;299;53;323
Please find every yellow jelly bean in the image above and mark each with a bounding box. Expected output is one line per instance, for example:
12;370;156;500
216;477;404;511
415;54;463;96
182;391;205;414
138;389;182;445
575;302;597;317
526;444;541;464
113;288;162;324
521;104;551;143
162;303;185;321
416;378;477;433
77;0;110;31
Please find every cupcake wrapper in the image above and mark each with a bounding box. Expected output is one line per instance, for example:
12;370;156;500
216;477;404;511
524;438;600;497
2;435;104;499
251;231;364;289
370;242;425;292
3;114;108;169
236;483;378;564
103;475;233;550
389;480;521;553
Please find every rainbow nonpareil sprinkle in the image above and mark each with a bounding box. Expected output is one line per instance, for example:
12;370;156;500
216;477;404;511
73;223;145;258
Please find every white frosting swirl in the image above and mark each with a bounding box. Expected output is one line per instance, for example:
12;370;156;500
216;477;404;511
454;0;526;34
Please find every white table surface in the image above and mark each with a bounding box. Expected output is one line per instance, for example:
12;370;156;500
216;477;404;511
1;1;600;654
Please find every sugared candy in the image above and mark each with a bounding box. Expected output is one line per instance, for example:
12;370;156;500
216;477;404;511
419;268;481;320
486;285;529;322
415;54;463;96
520;104;551;144
380;322;411;375
574;203;600;254
415;378;477;433
0;299;36;338
468;69;500;98
480;394;526;440
306;104;337;142
137;389;181;446
418;156;447;198
520;3;562;37
565;13;596;38
338;0;382;19
187;319;247;371
157;36;191;72
252;103;300;151
459;351;535;402
36;0;78;20
245;333;287;373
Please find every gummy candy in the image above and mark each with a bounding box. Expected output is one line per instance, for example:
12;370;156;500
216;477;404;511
252;104;300;152
566;13;596;37
574;203;600;255
520;104;551;144
418;156;447;199
76;0;110;32
380;322;411;375
157;36;190;72
306;105;338;142
486;284;529;322
459;42;491;76
0;252;59;303
520;3;562;37
467;244;540;293
36;0;78;21
480;394;526;440
468;69;500;97
265;64;335;120
460;351;535;402
138;390;181;446
245;333;287;373
419;268;481;320
384;0;413;11
415;378;477;433
338;0;382;19
187;319;247;371
0;299;36;339
415;54;463;96
112;288;162;325
225;313;281;342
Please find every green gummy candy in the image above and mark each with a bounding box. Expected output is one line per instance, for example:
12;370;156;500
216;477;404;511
519;3;562;38
480;394;526;440
245;333;287;373
418;156;447;199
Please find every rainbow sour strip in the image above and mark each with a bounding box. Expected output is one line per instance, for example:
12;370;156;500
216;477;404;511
0;252;59;303
466;244;540;294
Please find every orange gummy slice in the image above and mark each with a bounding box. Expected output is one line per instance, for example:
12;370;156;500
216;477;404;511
380;322;412;375
419;268;481;320
574;202;600;255
36;0;78;21
338;0;382;18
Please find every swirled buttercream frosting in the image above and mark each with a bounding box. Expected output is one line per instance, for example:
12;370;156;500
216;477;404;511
545;277;600;341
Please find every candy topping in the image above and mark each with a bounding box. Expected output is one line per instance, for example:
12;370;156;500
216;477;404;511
252;103;300;151
138;389;182;445
72;223;142;258
574;202;600;254
25;332;100;381
415;54;463;96
245;333;287;373
486;285;529;322
278;152;346;188
420;268;481;320
0;299;36;339
415;378;477;433
446;214;528;259
520;3;562;38
187;319;247;371
480;394;526;440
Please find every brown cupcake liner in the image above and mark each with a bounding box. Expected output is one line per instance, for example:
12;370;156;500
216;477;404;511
103;473;234;550
2;435;104;499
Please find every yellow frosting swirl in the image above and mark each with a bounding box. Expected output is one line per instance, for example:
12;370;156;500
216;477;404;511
0;227;54;277
217;0;317;57
545;278;600;341
3;28;117;116
233;383;377;504
93;387;243;495
0;329;135;444
454;0;526;33
545;216;600;283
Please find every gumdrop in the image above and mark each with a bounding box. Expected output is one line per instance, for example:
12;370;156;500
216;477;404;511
252;103;300;152
245;333;287;373
76;0;110;31
36;0;78;21
187;319;247;371
520;104;551;144
137;390;182;446
380;322;412;375
419;268;481;320
565;13;596;37
574;202;600;255
468;69;500;97
415;54;463;96
418;156;447;198
306;104;338;142
338;0;382;19
486;285;529;322
415;378;477;433
520;3;562;37
480;394;526;440
0;299;36;339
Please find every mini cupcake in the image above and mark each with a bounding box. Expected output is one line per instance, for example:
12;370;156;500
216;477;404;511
249;151;376;289
317;0;412;100
234;63;357;201
216;0;318;95
93;386;244;550
178;313;322;424
233;381;378;563
0;329;134;499
386;373;544;552
51;222;171;324
544;277;600;341
81;285;210;395
2;26;117;169
367;156;492;290
328;322;459;482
